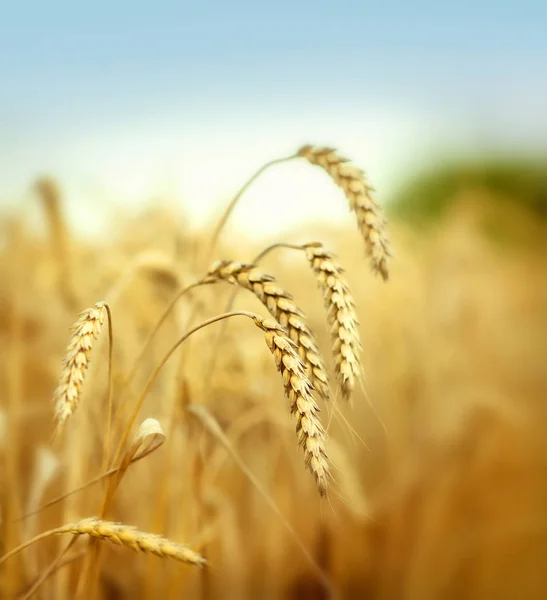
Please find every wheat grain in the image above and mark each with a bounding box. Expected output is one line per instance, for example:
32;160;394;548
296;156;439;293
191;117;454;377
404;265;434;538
204;260;331;402
53;302;106;434
0;518;205;568
61;518;205;566
252;315;330;496
297;145;391;280
303;243;362;402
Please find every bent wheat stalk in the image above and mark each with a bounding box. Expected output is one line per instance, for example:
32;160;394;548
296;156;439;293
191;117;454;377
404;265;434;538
205;153;298;264
206;143;390;279
53;302;109;436
114;310;330;495
297;145;391;280
0;518;205;567
16;423;166;522
123;280;213;386
203;261;331;403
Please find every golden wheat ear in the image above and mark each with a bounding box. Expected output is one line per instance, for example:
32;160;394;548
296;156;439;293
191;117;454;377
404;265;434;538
0;518;206;568
53;302;107;436
297;145;391;280
204;260;331;403
252;316;330;496
63;518;206;565
303;243;363;402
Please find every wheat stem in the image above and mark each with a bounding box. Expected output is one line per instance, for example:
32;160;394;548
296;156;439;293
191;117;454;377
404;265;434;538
205;154;297;264
102;304;114;472
22;536;78;600
123;280;211;388
112;311;263;466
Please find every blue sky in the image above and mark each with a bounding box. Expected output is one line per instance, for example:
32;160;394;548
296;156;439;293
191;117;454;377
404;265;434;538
1;1;546;236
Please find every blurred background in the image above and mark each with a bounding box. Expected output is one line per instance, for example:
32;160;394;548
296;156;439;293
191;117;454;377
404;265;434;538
1;2;547;599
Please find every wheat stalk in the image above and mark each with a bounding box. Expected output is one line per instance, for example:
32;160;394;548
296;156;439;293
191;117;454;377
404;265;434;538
303;243;362;402
204;261;331;402
297;145;391;280
112;307;330;496
53;302;107;435
35;176;79;310
0;518;206;568
252;316;330;496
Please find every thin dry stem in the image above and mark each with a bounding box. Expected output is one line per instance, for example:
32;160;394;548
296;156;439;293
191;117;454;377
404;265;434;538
102;304;114;470
21;536;78;600
188;404;333;593
203;261;331;402
16;430;166;522
123;280;211;387
115;310;329;495
112;311;265;466
297;145;391;280
205;154;297;265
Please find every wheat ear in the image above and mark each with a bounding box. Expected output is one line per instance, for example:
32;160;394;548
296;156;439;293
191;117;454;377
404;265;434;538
252;316;330;496
303;243;362;402
297;145;391;280
64;518;205;565
53;302;106;435
204;261;331;402
0;518;205;567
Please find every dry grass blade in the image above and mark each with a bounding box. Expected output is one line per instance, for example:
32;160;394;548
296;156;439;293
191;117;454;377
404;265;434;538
53;301;107;436
188;404;333;593
297;145;391;280
204;261;331;402
16;419;167;522
21;536;79;600
304;243;363;402
252;315;331;496
102;418;166;512
83;419;167;596
0;518;206;567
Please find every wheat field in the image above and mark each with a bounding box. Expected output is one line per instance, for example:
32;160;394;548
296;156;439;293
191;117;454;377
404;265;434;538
1;147;547;599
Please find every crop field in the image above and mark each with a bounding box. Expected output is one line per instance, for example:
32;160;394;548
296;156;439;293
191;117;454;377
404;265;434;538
1;145;546;599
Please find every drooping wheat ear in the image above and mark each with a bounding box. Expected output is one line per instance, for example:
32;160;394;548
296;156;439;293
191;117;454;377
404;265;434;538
53;302;106;434
204;261;331;402
303;243;362;402
252;315;330;496
297;145;391;280
0;518;206;568
62;518;205;565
